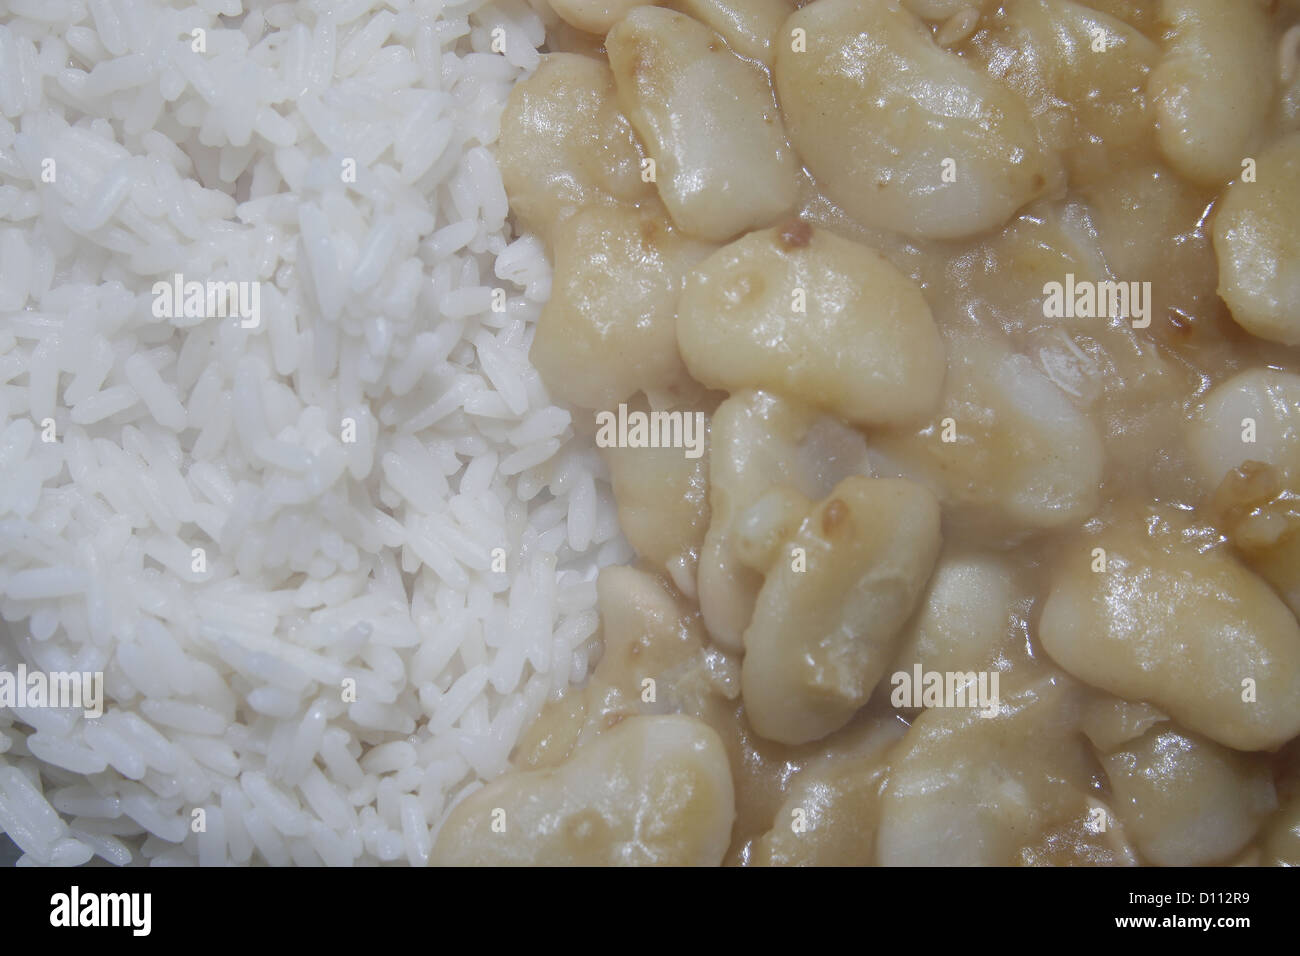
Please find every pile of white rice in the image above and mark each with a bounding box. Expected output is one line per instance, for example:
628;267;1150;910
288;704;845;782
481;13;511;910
0;0;627;865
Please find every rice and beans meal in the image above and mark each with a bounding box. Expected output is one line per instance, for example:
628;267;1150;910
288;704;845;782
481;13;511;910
2;0;1300;867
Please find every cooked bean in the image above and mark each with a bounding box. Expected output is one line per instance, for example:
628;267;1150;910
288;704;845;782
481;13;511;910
510;685;589;772
1077;0;1161;39
1148;0;1275;186
499;0;1300;869
432;715;735;865
676;223;945;426
668;0;792;65
602;396;713;594
903;0;990;19
749;717;904;866
497;54;653;242
1212;132;1300;345
730;487;814;574
774;0;1060;239
877;670;1133;865
1262;793;1300;865
606;8;800;241
1102;726;1277;865
1206;460;1300;620
590;565;720;723
1187;368;1300;488
530;202;714;411
1079;696;1170;753
742;476;941;745
965;0;1159;183
698;389;871;651
889;551;1017;681
1016;799;1140;866
1194;375;1300;619
872;332;1103;538
549;0;655;35
1039;505;1300;751
513;565;726;769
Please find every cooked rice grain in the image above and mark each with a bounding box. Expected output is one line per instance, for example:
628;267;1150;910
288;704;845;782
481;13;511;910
0;0;617;866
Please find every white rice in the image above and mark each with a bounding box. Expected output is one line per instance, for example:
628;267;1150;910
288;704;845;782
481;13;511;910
0;0;626;866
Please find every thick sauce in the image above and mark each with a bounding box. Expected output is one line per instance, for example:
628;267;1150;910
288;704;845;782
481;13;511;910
432;0;1300;866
